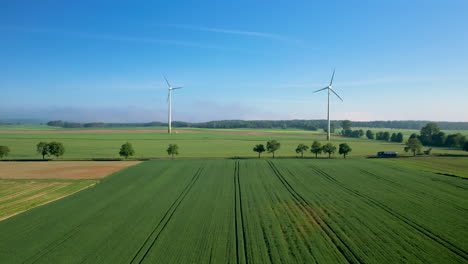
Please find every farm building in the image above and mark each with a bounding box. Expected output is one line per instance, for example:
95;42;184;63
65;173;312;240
377;151;398;157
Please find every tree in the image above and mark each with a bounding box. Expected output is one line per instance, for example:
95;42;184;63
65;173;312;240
0;146;10;158
366;130;374;139
390;133;397;142
404;138;422;156
432;132;446;146
396;132;404;143
358;129;365;138
295;144;309;158
375;132;384;140
323;124;335;133
445;133;467;148
310;141;322;158
266;140;281;158
338;143;352;158
420;122;440;145
37;142;49;160
119;142;135;159
47;142;65;159
382;132;390;141
341;120;352;130
46;120;64;127
342;129;353;137
322;143;337;158
463;142;468;152
253;144;266;158
167;144;179;159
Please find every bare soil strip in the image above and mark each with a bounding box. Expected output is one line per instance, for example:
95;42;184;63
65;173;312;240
0;161;141;180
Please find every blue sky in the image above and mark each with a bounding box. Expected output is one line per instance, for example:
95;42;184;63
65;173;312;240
1;0;467;122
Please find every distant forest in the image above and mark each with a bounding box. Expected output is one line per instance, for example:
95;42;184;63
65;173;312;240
43;120;468;130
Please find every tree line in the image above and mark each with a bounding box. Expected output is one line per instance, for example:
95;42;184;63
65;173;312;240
253;140;352;159
46;119;468;130
410;122;467;148
401;122;468;156
118;142;179;160
341;120;404;142
0;142;181;160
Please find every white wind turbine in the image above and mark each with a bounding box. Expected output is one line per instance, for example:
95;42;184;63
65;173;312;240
313;69;343;141
164;76;183;134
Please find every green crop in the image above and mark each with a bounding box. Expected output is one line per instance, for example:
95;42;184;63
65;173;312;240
0;159;466;263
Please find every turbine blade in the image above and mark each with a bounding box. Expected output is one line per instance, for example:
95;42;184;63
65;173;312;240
164;76;171;88
330;69;335;86
171;87;183;90
313;87;328;93
330;88;343;101
167;91;170;102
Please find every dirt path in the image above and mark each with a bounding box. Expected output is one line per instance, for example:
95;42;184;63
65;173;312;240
0;129;337;138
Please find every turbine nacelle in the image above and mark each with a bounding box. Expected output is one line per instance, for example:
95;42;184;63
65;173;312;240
313;69;343;102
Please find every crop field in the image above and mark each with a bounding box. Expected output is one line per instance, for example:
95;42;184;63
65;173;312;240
0;159;466;263
0;161;140;220
1;129;467;159
384;157;468;178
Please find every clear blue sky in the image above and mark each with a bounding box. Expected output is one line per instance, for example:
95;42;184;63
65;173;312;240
1;0;467;122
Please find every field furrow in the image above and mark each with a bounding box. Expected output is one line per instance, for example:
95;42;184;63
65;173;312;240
0;159;466;263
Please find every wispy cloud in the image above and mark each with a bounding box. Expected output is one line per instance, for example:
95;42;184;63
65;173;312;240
278;76;440;89
0;25;242;51
167;24;302;44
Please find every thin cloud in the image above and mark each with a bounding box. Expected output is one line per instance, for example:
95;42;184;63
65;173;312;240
0;25;242;51
167;24;302;44
279;76;439;89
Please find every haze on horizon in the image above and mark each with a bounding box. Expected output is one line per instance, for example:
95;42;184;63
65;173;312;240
1;1;467;123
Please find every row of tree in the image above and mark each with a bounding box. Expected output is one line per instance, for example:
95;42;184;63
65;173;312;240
0;143;66;159
372;131;404;142
46;119;468;130
342;129;365;138
341;121;404;142
118;142;180;159
253;140;352;158
411;122;467;148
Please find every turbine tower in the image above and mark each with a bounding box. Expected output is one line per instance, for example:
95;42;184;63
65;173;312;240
313;69;343;141
164;76;183;134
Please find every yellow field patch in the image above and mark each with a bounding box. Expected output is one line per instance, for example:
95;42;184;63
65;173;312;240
0;161;141;179
0;161;141;220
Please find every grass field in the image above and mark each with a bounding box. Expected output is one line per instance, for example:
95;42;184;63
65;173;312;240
0;159;466;263
0;161;140;220
1;129;467;159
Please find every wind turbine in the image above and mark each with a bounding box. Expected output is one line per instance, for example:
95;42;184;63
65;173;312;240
313;69;343;141
164;76;183;134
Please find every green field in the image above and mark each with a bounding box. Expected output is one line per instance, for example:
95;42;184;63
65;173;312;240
384;157;468;178
0;159;466;263
0;179;95;219
1;130;467;159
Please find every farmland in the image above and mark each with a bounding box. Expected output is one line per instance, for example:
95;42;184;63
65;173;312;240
384;157;468;178
1;128;467;159
0;159;466;263
0;161;140;220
